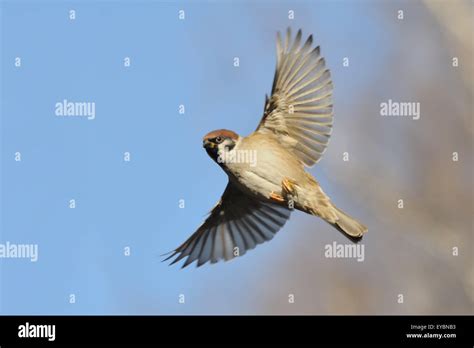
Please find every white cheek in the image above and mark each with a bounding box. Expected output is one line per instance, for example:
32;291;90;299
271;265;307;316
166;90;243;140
219;140;234;153
217;143;228;154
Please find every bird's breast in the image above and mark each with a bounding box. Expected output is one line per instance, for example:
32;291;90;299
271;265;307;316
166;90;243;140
223;133;305;200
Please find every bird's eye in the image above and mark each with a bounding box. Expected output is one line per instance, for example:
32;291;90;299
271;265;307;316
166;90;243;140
215;136;223;143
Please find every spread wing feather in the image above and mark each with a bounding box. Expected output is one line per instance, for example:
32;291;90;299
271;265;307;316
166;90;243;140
163;183;291;268
257;28;334;167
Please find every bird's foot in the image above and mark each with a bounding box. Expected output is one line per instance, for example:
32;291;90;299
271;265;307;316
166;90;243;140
269;178;297;205
282;177;297;196
282;177;297;210
269;191;285;203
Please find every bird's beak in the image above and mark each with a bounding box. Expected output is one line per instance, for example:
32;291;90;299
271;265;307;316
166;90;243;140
203;139;216;149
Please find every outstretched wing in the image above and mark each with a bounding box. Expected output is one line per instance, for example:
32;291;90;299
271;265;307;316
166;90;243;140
164;183;291;268
256;28;334;167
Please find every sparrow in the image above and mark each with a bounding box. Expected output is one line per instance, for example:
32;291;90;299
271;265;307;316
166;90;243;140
164;28;367;268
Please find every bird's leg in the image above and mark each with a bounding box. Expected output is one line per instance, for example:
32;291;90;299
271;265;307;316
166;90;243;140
269;191;285;203
269;178;298;206
282;178;297;196
282;177;297;209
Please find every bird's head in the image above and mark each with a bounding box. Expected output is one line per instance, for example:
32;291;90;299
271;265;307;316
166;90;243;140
203;129;240;165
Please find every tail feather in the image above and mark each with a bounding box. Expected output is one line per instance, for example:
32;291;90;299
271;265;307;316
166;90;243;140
296;179;367;243
331;206;367;243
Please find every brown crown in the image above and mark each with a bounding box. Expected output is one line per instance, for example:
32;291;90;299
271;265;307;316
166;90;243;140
203;129;239;141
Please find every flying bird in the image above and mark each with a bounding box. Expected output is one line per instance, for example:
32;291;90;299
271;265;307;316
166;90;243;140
164;28;367;268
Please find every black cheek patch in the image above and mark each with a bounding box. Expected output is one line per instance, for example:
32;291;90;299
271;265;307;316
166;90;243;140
205;147;219;162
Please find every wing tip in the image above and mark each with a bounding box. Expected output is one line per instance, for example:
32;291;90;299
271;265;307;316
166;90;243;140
296;29;302;40
161;250;177;262
181;259;193;269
